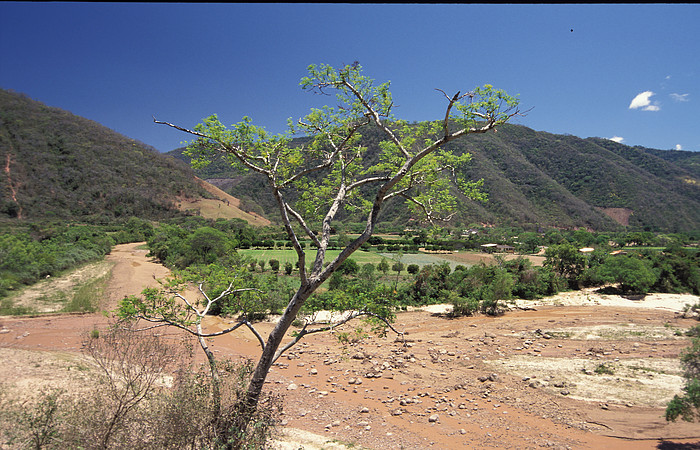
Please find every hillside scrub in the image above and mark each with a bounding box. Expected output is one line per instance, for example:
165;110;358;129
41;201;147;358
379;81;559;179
0;89;210;221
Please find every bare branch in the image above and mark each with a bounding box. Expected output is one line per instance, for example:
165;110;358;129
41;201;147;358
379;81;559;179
153;117;271;175
244;320;267;351
339;79;411;159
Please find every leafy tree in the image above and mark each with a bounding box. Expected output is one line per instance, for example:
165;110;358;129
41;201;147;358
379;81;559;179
588;254;658;294
544;242;588;289
377;257;390;275
268;259;280;273
283;261;293;275
154;62;520;430
666;325;700;422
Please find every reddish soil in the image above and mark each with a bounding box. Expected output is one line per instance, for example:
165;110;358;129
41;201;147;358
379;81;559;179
2;243;699;449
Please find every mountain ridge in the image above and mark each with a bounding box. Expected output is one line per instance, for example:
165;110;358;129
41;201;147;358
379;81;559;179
169;123;700;232
0;89;258;223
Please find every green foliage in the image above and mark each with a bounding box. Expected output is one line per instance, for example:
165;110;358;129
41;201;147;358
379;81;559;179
588;254;658;294
0;225;115;299
544;243;588;289
145;220;251;270
650;245;700;295
377;258;390;275
593;363;615;375
63;273;109;313
666;325;700;422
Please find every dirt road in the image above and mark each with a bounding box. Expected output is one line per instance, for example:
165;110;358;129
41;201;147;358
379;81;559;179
1;243;699;449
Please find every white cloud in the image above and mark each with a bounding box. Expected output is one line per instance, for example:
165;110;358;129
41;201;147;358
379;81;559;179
609;136;624;143
670;93;689;102
629;91;660;111
675;144;683;150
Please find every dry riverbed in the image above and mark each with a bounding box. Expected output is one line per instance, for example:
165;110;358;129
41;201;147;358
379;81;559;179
1;243;699;449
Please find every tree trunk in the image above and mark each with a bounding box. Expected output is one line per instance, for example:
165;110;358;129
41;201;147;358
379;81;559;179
238;283;315;430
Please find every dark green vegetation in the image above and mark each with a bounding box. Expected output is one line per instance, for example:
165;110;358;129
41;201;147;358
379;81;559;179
171;122;700;233
666;324;700;422
0;89;209;221
136;218;700;321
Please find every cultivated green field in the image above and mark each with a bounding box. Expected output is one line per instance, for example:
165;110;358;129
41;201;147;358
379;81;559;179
237;249;459;269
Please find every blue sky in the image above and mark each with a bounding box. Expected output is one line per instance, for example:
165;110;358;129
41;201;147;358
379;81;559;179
1;3;698;152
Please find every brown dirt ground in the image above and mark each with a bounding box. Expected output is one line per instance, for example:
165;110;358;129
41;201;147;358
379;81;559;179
2;243;700;449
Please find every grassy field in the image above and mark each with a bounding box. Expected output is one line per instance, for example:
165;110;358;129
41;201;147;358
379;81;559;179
237;248;461;269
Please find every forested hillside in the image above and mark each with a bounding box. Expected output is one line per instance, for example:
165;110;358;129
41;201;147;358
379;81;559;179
170;123;700;232
0;89;209;221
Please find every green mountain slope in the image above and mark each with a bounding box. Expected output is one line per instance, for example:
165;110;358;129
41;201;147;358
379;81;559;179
0;89;211;221
170;123;700;232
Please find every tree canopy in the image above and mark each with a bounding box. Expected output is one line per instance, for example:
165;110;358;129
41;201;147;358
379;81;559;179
152;62;521;432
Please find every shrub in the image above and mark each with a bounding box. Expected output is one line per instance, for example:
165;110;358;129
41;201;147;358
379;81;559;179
0;330;282;449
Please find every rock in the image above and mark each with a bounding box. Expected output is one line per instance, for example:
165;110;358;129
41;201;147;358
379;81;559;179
287;383;298;390
391;409;403;416
310;368;318;375
428;414;440;423
360;407;370;413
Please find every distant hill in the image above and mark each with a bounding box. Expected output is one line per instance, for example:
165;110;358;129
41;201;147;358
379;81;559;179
169;123;700;232
0;89;266;224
